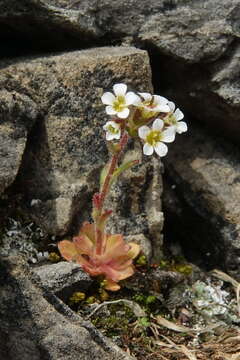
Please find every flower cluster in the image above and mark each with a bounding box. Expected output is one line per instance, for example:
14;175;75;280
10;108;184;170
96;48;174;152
101;83;187;157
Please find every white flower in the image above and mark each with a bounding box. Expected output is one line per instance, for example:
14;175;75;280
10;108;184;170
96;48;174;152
134;92;170;113
165;101;187;134
103;121;121;141
138;118;175;157
101;83;138;119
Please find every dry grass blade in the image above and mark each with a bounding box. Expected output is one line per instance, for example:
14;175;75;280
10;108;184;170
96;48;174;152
222;334;240;344
236;283;240;316
178;345;198;360
86;299;146;319
155;315;219;335
212;270;239;288
155;335;197;360
215;329;240;344
155;315;195;334
231;353;240;360
146;351;169;360
220;353;240;360
212;269;240;316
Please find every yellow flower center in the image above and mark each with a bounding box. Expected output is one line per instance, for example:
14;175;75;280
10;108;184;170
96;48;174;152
107;124;119;134
112;95;126;112
146;130;162;146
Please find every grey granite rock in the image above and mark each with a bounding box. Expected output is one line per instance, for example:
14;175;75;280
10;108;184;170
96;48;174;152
2;0;238;60
1;0;239;141
163;124;240;279
0;90;38;194
33;261;93;302
0;255;134;360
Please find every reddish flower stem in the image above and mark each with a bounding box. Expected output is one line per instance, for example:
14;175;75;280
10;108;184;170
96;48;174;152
94;131;129;256
99;132;128;213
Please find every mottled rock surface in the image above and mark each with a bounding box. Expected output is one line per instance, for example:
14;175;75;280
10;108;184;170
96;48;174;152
163;124;240;279
33;261;93;302
0;256;133;360
0;90;38;194
0;0;239;140
0;47;164;260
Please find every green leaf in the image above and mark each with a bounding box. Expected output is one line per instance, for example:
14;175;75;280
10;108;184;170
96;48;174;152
110;160;139;186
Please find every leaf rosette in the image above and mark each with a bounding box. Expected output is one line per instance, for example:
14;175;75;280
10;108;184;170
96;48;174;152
58;222;140;291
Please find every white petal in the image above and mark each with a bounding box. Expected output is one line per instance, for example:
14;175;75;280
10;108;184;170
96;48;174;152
138;92;152;101
176;121;188;134
125;92;138;105
174;108;184;121
114;131;121;139
162;128;176;143
103;122;110;131
110;121;119;129
113;83;127;96
154;95;168;105
101;92;115;105
106;106;117;115
143;143;154;155
154;142;168;157
117;107;129;119
152;118;164;131
167;125;177;133
154;104;170;113
138;126;150;139
168;101;175;112
103;120;119;130
106;132;115;141
132;94;142;106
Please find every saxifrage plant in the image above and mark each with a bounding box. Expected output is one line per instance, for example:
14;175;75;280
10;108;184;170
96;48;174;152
58;83;187;291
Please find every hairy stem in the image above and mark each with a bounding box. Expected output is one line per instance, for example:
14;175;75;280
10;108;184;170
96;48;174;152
94;131;129;255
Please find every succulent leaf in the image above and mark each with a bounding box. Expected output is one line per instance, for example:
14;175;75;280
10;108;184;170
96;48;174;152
58;240;78;262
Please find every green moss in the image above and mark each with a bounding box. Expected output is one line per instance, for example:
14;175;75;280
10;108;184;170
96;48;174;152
69;292;86;304
48;252;61;262
174;263;192;275
85;296;98;304
145;295;157;304
136;254;147;266
99;288;109;301
133;293;157;306
138;317;150;327
157;258;192;275
92;304;134;338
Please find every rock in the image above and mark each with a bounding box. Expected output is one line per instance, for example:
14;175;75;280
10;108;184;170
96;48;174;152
138;0;240;142
33;261;93;302
0;90;38;194
0;0;239;140
0;255;134;360
163;124;240;279
0;47;164;261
